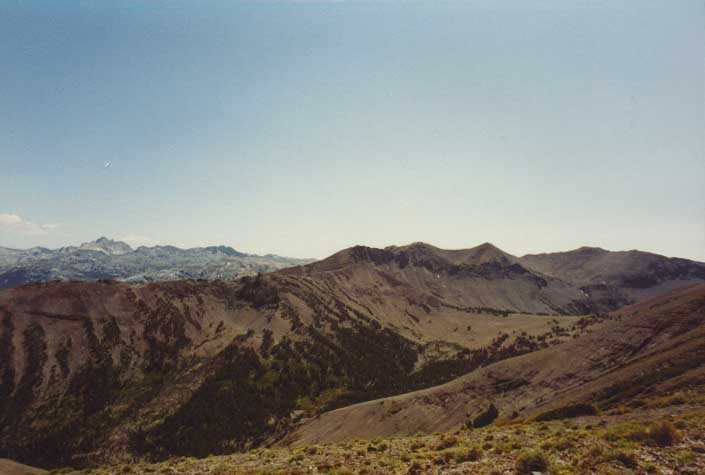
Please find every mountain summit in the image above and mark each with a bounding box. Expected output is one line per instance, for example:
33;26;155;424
78;237;133;255
385;242;519;267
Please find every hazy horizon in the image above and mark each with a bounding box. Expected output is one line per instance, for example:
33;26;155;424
2;231;704;264
2;1;704;261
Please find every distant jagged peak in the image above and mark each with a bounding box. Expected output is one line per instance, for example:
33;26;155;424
78;237;133;255
202;245;247;257
135;244;181;252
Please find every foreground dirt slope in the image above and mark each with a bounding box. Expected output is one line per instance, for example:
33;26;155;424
283;283;705;446
0;458;47;475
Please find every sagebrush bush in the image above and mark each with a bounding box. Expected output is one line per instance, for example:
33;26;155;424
434;435;458;450
627;421;681;447
472;403;499;428
611;450;638;468
440;446;482;463
515;450;550;474
649;421;680;447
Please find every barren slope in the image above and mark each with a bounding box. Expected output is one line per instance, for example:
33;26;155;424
0;459;46;475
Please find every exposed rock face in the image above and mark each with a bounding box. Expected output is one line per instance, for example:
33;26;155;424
78;237;133;255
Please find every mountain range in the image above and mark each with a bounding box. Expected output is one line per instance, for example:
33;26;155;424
0;241;703;469
0;237;315;288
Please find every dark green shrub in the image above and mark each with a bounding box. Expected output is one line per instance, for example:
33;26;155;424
305;446;317;455
462;446;482;462
410;441;425;451
434;435;458;450
472;403;499;428
628;421;681;447
613;450;638;468
534;403;598;421
515;450;550;474
650;421;680;447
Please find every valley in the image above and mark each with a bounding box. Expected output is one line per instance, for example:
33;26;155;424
0;242;703;473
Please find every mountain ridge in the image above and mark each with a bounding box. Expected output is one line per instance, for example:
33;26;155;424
0;238;315;288
519;246;705;306
284;241;704;314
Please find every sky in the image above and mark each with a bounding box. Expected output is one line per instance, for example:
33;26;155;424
1;1;703;260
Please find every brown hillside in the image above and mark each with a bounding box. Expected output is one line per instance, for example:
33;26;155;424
0;459;46;475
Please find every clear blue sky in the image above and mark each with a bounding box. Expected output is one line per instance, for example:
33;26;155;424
1;1;703;260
